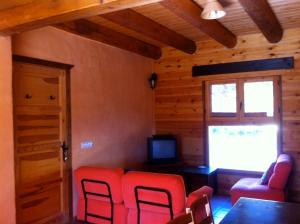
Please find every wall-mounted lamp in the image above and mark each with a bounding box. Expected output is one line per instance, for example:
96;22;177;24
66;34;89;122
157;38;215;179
149;73;158;89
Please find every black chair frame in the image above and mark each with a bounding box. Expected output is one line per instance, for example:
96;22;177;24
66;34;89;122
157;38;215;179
81;179;114;224
134;185;173;224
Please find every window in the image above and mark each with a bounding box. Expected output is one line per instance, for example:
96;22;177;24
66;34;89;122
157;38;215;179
244;81;274;117
211;83;237;114
205;76;281;172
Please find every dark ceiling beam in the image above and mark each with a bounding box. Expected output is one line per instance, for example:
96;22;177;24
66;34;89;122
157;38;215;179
0;0;164;35
238;0;283;43
55;20;162;60
160;0;237;48
101;9;197;54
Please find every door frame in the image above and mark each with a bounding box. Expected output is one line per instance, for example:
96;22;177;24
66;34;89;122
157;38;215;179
12;55;74;222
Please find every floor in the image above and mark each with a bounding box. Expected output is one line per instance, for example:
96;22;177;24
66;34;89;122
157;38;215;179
211;195;232;224
75;195;233;224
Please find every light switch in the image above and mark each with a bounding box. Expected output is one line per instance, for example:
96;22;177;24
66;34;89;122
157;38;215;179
81;141;93;149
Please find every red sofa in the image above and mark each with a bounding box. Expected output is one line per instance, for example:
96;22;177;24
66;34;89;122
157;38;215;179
230;154;292;205
75;167;127;224
122;171;213;224
75;167;213;224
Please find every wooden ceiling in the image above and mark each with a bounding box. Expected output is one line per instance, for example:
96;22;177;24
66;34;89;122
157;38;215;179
0;0;34;11
139;0;300;41
1;0;300;59
89;0;299;46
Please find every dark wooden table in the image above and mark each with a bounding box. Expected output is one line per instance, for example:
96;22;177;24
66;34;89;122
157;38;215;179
220;197;300;224
177;166;217;194
128;164;218;194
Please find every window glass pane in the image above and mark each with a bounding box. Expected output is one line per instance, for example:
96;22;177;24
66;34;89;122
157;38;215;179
211;83;236;113
208;125;278;172
244;81;274;117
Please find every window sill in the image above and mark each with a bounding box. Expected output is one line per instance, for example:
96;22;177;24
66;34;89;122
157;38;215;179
216;168;263;177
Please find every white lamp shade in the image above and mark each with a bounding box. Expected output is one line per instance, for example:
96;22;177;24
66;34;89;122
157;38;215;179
200;0;226;20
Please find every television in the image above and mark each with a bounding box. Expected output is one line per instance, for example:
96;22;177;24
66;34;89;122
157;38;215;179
147;135;178;164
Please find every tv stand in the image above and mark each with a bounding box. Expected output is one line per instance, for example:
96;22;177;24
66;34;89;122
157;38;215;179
129;164;217;194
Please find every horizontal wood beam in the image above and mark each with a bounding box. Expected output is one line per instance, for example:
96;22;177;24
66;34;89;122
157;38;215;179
192;57;294;76
55;20;162;59
101;9;197;54
0;0;163;35
238;0;283;43
160;0;237;48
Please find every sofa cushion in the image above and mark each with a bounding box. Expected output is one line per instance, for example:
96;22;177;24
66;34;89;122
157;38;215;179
268;154;292;190
260;162;276;185
186;186;213;207
77;197;127;224
230;178;285;204
75;166;124;203
122;171;186;215
127;208;184;224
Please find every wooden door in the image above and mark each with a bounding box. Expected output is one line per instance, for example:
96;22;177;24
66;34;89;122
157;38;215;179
13;57;72;224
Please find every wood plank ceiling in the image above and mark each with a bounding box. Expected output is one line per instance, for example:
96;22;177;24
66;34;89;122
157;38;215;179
0;0;35;10
1;0;300;59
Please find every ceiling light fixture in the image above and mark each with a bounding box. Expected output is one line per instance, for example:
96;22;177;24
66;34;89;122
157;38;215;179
195;0;226;20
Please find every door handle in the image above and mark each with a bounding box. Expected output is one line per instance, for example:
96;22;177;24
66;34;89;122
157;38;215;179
61;141;69;162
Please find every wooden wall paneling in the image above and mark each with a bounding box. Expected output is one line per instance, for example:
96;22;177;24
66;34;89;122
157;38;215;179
158;28;300;61
217;172;261;195
284;150;300;202
154;69;204;164
202;79;208;166
154;28;300;201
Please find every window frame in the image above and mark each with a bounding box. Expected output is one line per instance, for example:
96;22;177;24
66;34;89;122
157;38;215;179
205;76;281;124
205;79;239;120
204;75;282;171
241;76;281;122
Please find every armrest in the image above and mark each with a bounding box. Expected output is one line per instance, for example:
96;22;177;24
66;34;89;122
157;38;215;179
186;186;213;207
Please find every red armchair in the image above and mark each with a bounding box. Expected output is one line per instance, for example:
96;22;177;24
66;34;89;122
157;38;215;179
230;154;292;205
122;171;213;224
75;166;127;224
167;194;214;224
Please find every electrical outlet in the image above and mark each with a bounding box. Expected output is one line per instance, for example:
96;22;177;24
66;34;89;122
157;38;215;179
81;141;93;150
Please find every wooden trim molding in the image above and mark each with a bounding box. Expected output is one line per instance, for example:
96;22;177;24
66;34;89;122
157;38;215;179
192;57;294;77
13;55;74;70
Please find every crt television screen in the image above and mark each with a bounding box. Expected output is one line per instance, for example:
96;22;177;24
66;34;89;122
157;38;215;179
152;140;176;159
